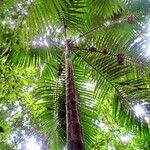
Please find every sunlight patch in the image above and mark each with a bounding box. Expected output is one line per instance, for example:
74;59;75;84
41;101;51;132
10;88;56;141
108;144;115;150
25;136;41;150
120;135;133;143
94;120;109;131
83;82;95;91
145;47;150;56
133;104;146;117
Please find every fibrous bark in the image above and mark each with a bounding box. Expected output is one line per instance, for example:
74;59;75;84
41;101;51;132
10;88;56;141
65;41;84;150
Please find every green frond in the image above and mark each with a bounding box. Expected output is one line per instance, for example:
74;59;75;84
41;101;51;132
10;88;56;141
72;49;150;137
112;79;150;137
88;0;124;19
35;79;66;149
25;0;86;37
1;0;150;149
4;25;64;67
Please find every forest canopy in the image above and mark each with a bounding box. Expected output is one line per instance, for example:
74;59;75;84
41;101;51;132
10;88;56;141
0;0;150;150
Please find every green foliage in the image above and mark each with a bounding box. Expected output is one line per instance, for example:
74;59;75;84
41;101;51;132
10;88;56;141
1;0;150;150
0;141;15;150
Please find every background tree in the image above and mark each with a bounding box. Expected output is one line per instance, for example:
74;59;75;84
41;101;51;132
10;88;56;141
1;0;150;149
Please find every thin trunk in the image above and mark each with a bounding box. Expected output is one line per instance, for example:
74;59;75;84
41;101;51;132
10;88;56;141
65;41;85;150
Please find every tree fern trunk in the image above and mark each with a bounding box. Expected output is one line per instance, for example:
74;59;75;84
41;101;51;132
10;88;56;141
65;42;85;150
